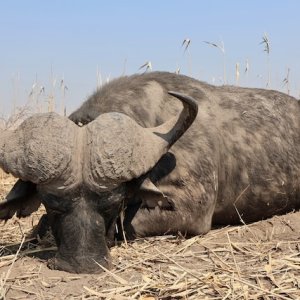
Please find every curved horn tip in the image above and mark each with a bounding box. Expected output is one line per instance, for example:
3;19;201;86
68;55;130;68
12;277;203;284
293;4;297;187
167;91;198;113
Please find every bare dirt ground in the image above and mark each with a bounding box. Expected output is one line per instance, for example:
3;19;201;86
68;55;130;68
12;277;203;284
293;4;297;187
1;173;300;300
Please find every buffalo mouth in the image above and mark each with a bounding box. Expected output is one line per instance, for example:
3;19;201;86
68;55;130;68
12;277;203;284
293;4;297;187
43;197;120;273
47;252;112;274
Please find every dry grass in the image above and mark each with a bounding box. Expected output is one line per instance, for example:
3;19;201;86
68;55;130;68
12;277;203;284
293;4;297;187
0;172;300;299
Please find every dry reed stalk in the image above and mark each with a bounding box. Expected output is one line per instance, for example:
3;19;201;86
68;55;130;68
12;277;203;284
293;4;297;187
283;67;290;95
182;38;192;76
139;61;152;73
204;40;226;84
235;62;240;86
260;32;271;88
0;235;25;299
96;66;102;90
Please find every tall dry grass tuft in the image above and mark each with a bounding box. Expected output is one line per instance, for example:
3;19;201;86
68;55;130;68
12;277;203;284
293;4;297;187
0;101;33;130
28;71;68;115
29;74;43;113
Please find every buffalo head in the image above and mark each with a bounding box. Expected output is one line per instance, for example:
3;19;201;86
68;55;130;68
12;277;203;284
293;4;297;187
0;91;198;273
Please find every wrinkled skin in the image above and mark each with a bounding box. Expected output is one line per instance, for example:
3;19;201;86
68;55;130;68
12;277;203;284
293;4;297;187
1;72;300;273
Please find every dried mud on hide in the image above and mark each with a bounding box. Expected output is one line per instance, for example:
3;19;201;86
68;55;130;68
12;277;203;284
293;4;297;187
0;173;300;299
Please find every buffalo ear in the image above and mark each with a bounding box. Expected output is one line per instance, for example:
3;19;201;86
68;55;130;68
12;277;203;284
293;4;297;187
139;178;174;210
0;179;41;220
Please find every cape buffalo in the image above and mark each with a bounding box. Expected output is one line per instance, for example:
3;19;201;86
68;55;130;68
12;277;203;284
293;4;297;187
1;72;300;273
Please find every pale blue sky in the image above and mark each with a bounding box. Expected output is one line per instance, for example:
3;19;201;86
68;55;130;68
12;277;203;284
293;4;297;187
0;1;299;115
